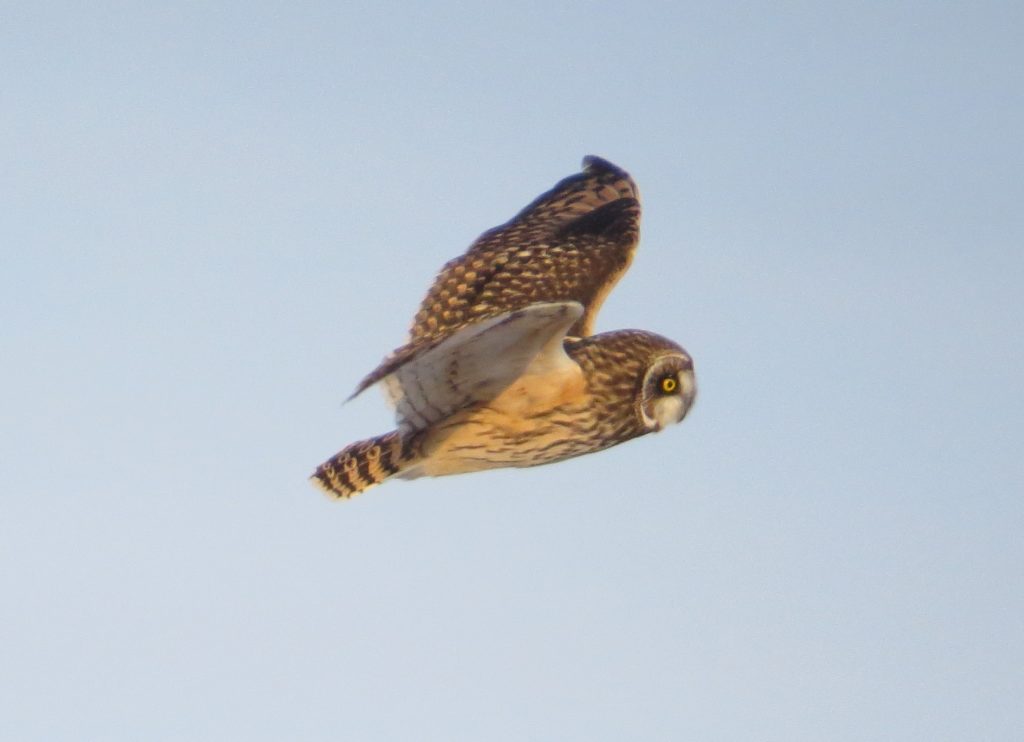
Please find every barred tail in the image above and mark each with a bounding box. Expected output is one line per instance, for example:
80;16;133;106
311;431;416;499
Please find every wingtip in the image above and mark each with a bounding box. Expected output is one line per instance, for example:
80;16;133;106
346;370;379;403
581;154;627;175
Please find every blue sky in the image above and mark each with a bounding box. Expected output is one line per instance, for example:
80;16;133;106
3;2;1022;740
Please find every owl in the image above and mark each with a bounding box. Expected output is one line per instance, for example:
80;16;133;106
312;156;696;498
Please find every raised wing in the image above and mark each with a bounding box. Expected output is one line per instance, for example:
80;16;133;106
382;302;583;433
411;155;640;342
353;156;640;398
467;154;639;258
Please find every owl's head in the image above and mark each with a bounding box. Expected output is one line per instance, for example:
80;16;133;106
638;351;696;431
567;329;696;436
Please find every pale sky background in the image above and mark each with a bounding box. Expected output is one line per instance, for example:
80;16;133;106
3;2;1022;740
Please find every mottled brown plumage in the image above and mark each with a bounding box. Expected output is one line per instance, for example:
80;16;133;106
313;157;696;499
406;330;693;476
352;156;640;397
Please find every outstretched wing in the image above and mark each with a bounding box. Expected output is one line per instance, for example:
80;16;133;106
383;302;583;433
353;156;640;398
413;154;640;342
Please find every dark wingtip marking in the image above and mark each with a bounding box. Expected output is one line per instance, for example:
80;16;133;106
556;198;640;240
581;155;629;177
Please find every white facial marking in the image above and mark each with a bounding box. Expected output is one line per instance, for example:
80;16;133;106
677;369;696;402
653;396;685;431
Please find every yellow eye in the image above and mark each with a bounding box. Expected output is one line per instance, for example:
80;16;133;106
660;376;678;393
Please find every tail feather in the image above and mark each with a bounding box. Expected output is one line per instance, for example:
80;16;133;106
311;431;415;499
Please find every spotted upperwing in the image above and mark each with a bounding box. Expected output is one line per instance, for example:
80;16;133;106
352;155;641;399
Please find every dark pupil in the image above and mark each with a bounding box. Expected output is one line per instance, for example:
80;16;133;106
661;376;676;392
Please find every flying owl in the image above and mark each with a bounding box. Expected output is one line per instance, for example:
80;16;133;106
312;156;696;498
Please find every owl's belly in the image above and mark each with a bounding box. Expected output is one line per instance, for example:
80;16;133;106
416;367;601;476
